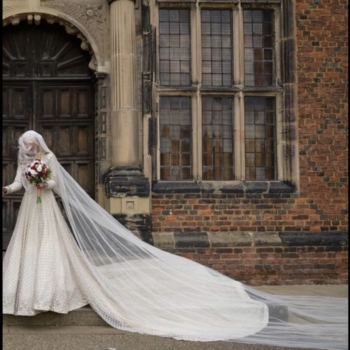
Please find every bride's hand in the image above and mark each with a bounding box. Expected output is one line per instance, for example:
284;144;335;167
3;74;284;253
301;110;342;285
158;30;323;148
2;187;7;196
36;182;46;190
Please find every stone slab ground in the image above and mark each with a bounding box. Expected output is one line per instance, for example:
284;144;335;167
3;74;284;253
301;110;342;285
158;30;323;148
3;285;347;350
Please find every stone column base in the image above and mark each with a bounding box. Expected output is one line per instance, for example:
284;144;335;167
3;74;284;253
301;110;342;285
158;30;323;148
105;166;152;244
113;213;153;244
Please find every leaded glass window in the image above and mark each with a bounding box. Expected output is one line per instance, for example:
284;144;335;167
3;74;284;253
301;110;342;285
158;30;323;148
159;9;191;86
201;10;232;86
159;97;192;180
244;10;274;86
156;5;281;182
245;97;276;180
202;97;234;180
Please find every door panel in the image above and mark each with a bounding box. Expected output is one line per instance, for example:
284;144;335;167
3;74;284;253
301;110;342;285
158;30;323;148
2;84;32;123
2;84;30;248
2;21;94;250
2;82;32;189
37;83;95;197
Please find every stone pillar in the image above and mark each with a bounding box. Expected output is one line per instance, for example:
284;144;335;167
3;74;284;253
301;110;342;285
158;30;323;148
105;0;152;244
109;0;138;167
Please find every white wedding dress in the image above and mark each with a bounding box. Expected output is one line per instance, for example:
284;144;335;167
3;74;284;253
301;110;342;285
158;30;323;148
3;153;88;315
3;131;348;349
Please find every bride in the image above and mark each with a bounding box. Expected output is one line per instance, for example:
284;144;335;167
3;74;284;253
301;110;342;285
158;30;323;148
2;130;348;349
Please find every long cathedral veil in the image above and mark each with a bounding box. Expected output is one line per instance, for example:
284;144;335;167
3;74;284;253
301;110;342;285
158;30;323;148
24;131;348;349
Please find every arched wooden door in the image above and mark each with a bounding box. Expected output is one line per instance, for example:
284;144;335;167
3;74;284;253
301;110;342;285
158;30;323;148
2;21;95;249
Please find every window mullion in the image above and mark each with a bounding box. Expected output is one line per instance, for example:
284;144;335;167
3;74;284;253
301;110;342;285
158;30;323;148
156;97;161;181
276;95;283;181
193;94;200;181
274;6;281;86
154;5;160;180
193;2;201;180
234;92;245;181
234;4;245;180
234;4;244;86
155;6;160;86
274;8;283;181
192;3;201;86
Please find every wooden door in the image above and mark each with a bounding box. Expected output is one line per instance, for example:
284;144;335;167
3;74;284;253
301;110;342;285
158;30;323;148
2;21;95;249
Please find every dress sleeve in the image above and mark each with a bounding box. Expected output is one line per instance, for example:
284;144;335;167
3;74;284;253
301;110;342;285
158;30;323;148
5;164;24;194
45;153;58;190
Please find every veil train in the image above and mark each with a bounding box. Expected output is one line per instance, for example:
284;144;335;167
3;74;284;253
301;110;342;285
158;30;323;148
14;131;350;349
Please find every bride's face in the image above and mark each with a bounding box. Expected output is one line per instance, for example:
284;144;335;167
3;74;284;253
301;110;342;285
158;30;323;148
23;139;40;154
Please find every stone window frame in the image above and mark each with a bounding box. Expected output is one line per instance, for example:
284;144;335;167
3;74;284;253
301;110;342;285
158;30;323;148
150;0;298;194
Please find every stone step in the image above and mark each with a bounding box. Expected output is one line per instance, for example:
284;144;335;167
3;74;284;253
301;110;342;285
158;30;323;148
3;325;319;350
3;306;108;327
3;285;347;350
7;283;347;327
1;304;332;350
2;328;313;350
3;303;288;327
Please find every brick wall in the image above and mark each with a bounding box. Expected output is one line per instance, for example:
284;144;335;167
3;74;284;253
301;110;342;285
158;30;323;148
150;0;348;285
151;192;348;285
152;192;347;234
296;0;348;223
161;245;348;286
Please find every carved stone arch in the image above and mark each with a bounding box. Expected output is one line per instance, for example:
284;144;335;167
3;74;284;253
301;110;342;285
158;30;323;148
2;9;106;71
2;14;113;249
3;5;112;204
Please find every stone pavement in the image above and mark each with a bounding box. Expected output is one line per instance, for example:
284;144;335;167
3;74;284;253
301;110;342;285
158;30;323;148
3;284;348;350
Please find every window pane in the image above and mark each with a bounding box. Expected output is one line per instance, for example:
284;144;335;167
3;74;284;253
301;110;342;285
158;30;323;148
201;10;233;87
160;97;192;180
244;10;275;86
245;97;276;180
202;97;234;180
159;9;191;86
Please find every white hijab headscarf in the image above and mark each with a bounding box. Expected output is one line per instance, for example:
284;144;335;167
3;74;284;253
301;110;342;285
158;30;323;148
18;130;51;165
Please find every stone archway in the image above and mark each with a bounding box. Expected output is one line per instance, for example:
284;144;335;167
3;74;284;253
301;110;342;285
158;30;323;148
2;20;96;249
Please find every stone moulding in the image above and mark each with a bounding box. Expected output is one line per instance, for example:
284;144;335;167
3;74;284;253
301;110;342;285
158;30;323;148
3;1;108;70
3;14;95;67
152;181;296;194
40;1;108;64
152;231;349;249
2;0;27;12
105;167;151;198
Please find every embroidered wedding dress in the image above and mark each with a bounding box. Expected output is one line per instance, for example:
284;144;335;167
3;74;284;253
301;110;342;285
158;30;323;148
3;151;89;314
2;131;348;350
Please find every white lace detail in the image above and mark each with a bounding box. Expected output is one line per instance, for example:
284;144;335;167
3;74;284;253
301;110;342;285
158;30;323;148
3;153;88;315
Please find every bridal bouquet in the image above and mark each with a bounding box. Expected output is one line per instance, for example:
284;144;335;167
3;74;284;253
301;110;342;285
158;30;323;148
25;159;52;204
